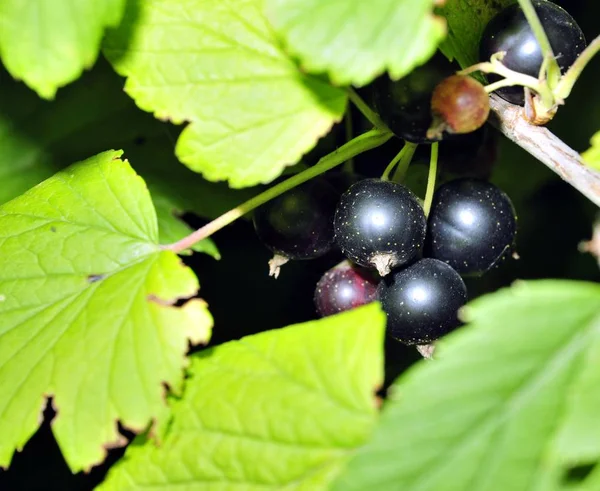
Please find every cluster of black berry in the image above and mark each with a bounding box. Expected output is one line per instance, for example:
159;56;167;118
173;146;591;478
333;177;516;346
252;0;586;349
253;174;517;348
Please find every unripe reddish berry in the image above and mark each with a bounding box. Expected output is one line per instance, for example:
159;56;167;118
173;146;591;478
427;75;490;139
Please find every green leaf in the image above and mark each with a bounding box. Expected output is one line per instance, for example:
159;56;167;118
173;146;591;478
103;0;347;188
582;131;600;170
333;280;600;491
99;303;386;490
0;0;126;98
0;150;212;472
439;0;514;68
153;194;220;259
0;61;260;221
265;0;446;87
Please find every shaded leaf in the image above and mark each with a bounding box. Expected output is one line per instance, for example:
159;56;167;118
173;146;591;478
0;0;126;98
265;0;446;87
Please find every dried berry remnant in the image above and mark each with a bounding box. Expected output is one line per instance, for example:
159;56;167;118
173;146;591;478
479;0;586;106
333;178;427;276
314;260;378;317
253;178;339;277
377;258;468;345
425;178;517;276
427;75;490;140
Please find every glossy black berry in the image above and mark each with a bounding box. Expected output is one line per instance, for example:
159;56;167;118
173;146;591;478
378;258;468;345
334;178;426;276
314;260;378;317
438;125;498;180
368;52;457;143
480;0;586;105
253;178;338;261
425;179;517;276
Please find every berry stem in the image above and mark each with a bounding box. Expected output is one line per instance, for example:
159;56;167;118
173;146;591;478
347;87;391;132
555;34;600;100
164;129;393;253
460;53;553;104
381;142;418;181
516;0;561;88
390;142;418;182
343;109;355;173
423;142;439;218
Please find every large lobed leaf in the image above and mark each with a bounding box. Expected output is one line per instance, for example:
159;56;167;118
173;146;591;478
265;0;446;87
104;0;347;188
99;303;386;490
0;0;126;98
333;280;600;491
0;150;212;472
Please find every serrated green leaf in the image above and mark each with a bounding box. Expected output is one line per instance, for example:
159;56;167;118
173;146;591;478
582;132;600;170
153;194;220;259
0;0;126;98
0;150;212;472
439;0;514;68
98;303;386;490
103;0;347;188
0;61;260;221
265;0;446;87
333;280;600;491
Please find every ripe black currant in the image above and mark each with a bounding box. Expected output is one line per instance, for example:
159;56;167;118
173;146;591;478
377;258;468;345
479;0;586;105
314;260;378;317
438;125;498;180
253;178;338;275
428;75;490;139
367;52;457;144
334;178;426;276
425;178;517;276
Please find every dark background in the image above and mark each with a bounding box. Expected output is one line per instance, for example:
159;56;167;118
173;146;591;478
1;0;599;489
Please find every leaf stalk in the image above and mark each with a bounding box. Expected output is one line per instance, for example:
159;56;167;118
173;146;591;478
164;129;393;253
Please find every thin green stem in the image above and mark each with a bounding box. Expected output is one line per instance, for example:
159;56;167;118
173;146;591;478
517;0;561;88
347;87;390;132
391;142;418;182
555;34;600;99
164;129;393;253
423;142;439;218
485;78;530;93
460;55;553;103
343;109;355;173
382;144;407;181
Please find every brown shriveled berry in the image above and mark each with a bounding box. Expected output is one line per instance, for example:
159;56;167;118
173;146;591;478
427;75;490;140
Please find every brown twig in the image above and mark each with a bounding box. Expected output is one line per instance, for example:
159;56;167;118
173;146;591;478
489;94;600;208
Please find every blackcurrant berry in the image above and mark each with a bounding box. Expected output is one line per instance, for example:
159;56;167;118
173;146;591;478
334;178;426;276
253;178;338;275
377;258;468;345
479;0;586;106
438;125;498;180
367;52;457;144
425;178;517;276
314;260;378;317
427;75;490;139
